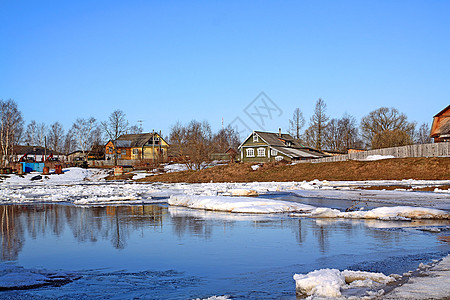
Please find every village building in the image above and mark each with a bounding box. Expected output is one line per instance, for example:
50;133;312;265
430;105;450;143
210;148;239;162
12;145;66;162
238;130;327;163
105;132;169;163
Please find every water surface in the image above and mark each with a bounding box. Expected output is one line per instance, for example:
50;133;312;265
1;203;448;299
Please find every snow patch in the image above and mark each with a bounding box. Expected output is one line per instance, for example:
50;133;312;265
363;155;395;161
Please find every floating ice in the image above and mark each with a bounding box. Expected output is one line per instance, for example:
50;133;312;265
293;268;396;298
308;206;449;220
168;194;316;214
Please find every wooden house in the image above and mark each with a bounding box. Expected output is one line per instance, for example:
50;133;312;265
13;146;66;162
105;132;169;162
431;105;450;143
238;130;327;163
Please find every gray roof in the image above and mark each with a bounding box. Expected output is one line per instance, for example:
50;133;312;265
113;133;167;148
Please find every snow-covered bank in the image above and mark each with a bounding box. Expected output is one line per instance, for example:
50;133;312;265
293;255;450;299
384;254;450;299
168;194;316;213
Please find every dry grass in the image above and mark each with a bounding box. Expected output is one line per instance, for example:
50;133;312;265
137;157;450;183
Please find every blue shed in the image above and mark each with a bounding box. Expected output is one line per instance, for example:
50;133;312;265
21;162;45;173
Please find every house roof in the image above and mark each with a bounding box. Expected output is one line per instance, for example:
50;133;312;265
239;130;327;159
13;145;64;156
113;133;168;148
431;106;450;138
434;105;450;118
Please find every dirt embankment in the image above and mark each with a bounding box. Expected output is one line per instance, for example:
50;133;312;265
138;157;450;183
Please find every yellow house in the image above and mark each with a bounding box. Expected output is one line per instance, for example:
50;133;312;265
105;132;169;162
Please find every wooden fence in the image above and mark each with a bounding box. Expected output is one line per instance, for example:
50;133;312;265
301;142;450;163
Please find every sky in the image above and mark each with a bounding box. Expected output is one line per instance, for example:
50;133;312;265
1;0;449;140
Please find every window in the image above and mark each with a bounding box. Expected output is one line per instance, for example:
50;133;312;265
246;148;255;157
132;149;139;155
253;133;258;142
271;149;278;156
257;148;266;157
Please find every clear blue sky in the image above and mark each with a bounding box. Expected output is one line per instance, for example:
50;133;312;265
1;0;449;139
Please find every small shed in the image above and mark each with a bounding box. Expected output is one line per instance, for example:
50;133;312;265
21;162;45;173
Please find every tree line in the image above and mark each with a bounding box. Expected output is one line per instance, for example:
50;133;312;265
0;97;434;167
287;98;432;152
0;99;143;166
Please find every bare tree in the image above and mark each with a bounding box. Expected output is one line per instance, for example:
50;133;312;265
288;108;305;140
70;117;99;161
324;114;362;152
169;121;187;158
415;122;432;144
211;125;240;153
169;120;213;170
101;110;129;165
304;99;329;150
101;110;129;141
63;129;77;155
0;99;24;166
372;129;413;149
128;124;143;134
360;107;415;149
48;122;65;152
24;120;37;146
324;119;341;151
24;121;47;147
338;113;361;151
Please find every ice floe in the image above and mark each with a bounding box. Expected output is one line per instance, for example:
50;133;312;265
168;194;316;214
307;206;449;220
293;268;397;298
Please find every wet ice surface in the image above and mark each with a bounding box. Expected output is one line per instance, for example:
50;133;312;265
1;204;449;299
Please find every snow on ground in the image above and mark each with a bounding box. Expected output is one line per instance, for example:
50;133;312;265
0;169;449;211
168;194;316;214
293;268;397;298
384;254;450;299
363;155;395;161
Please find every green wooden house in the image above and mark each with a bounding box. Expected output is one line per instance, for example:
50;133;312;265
238;130;327;163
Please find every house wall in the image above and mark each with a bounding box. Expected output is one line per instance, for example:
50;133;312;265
240;133;293;163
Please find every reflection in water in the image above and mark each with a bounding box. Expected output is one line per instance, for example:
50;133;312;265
0;204;167;260
1;204;448;262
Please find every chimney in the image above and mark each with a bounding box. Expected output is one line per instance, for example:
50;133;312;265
278;128;282;138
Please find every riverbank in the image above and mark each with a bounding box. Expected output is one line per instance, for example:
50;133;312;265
137;157;450;183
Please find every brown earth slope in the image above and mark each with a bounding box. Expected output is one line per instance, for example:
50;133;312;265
138;157;450;183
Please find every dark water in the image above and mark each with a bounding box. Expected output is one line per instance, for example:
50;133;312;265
0;203;449;299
